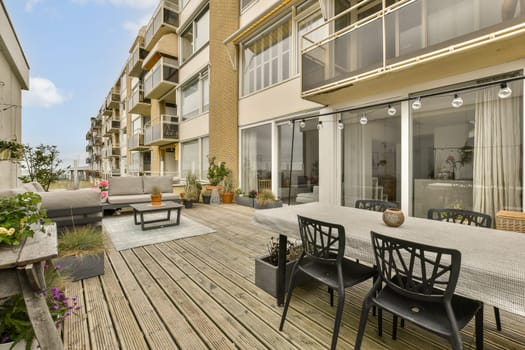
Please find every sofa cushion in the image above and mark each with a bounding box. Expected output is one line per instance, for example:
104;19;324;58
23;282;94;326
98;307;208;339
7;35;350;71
107;194;152;204
39;189;101;211
143;176;173;194
109;177;143;196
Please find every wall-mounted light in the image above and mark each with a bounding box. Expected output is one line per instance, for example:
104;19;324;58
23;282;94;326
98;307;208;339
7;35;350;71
498;83;512;99
299;119;306;128
411;97;422;110
451;94;463;108
287;120;293;127
337;119;344;130
360;113;368;125
387;104;397;116
317;121;323;130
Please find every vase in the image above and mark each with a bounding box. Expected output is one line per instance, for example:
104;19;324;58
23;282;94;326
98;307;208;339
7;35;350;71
382;208;405;227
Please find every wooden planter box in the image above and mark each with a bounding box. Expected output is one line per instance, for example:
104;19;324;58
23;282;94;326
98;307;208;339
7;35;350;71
54;251;104;281
254;200;283;210
254;255;309;297
235;196;254;208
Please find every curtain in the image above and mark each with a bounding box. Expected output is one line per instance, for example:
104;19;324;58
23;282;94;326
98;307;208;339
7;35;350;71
344;119;373;206
242;129;258;192
473;85;522;220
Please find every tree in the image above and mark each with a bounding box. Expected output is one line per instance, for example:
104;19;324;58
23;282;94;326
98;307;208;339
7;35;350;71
18;144;69;191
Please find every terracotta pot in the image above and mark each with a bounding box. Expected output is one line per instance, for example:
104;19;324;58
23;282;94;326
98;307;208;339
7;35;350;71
383;208;405;227
222;192;234;204
150;194;162;206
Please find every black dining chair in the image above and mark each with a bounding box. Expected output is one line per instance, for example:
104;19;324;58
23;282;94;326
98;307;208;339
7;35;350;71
279;215;377;350
355;199;399;212
427;208;501;331
355;231;484;350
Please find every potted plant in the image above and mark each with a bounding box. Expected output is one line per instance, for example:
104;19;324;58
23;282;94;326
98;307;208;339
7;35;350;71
201;189;212;204
221;173;235;204
0;263;79;349
150;186;162;206
254;189;283;209
254;237;308;298
0;192;48;247
206;156;231;188
184;172;199;208
54;225;105;281
0;140;24;161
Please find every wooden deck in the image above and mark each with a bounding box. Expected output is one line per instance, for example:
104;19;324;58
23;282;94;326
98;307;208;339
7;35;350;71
63;204;525;349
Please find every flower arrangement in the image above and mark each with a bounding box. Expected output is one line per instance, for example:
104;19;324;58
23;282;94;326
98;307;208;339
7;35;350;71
98;180;109;200
0;264;80;347
0;192;48;246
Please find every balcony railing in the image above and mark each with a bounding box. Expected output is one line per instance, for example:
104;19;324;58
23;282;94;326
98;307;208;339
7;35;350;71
106;91;120;109
85;145;93;152
144;0;179;50
104;118;120;135
144;114;179;145
128;46;149;77
86;157;92;164
144;56;178;99
128;133;148;150
301;0;525;94
129;83;151;115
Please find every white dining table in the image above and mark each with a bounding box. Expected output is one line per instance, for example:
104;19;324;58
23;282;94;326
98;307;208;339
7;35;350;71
253;202;525;316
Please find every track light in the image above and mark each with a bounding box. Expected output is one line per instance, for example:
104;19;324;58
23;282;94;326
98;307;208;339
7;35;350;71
299;119;306;128
317;121;323;130
359;113;368;125
451;94;463;108
498;83;512;99
412;97;422;110
387;104;396;116
337;119;344;130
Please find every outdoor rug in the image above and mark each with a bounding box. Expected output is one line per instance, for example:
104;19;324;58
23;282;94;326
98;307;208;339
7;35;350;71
103;213;216;251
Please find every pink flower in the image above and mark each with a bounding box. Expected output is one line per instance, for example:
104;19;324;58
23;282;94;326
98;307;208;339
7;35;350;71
98;180;109;191
101;191;108;199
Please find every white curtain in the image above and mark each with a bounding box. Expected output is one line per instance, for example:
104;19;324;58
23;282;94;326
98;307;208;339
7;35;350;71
344;120;373;206
242;129;258;192
473;85;522;220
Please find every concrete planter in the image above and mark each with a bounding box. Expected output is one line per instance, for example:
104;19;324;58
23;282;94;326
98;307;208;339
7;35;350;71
235;196;254;208
254;200;283;210
54;251;104;281
254;255;308;297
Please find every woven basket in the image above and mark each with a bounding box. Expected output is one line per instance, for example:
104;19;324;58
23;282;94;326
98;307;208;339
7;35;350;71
495;210;525;233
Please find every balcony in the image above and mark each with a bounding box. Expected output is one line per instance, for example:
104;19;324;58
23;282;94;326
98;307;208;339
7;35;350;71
128;46;149;77
128;133;148;151
144;0;179;51
85;144;93;152
104;118;120;135
129;83;151;115
85;157;92;164
144;115;179;146
104;146;120;158
144;56;178;99
106;91;120;109
301;0;525;101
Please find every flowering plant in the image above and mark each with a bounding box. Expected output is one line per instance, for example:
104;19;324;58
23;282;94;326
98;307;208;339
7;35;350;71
0;264;80;347
98;180;109;191
248;190;258;199
0;192;48;246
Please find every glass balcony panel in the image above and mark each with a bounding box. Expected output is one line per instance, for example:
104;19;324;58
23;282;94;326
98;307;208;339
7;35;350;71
144;57;178;99
144;2;179;49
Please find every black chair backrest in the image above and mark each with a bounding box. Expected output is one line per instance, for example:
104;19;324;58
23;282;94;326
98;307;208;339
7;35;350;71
297;215;345;265
355;199;399;212
370;231;461;303
427;208;492;227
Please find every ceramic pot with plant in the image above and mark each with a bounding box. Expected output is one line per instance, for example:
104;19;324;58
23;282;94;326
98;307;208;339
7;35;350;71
184;172;199;208
150;186;162;206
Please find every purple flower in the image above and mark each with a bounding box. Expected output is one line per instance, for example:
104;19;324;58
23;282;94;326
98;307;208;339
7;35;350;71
55;264;61;270
44;263;49;269
53;305;59;310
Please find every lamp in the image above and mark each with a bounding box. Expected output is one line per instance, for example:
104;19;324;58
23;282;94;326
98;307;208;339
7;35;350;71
317;121;323;130
451;94;463;108
387;104;397;116
498;83;512;99
287;120;293;127
299;119;306;128
360;113;368;125
337;119;344;130
412;97;422;110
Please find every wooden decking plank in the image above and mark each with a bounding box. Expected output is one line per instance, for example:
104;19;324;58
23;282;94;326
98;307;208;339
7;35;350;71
120;248;208;350
99;251;149;350
83;276;120;350
145;243;275;350
63;280;90;350
135;246;238;350
106;248;179;349
171;238;340;349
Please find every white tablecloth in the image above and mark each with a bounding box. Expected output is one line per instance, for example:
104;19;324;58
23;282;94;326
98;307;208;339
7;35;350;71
253;202;525;316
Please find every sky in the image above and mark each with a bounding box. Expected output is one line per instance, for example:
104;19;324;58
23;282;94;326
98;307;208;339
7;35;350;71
4;0;159;167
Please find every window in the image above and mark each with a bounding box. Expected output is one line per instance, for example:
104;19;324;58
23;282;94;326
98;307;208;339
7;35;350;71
201;137;209;180
181;70;209;120
241;0;256;11
181;7;210;63
181;140;199;177
242;18;291;95
241;124;272;193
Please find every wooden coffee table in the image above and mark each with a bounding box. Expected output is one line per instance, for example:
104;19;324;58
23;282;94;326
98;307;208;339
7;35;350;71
130;202;183;231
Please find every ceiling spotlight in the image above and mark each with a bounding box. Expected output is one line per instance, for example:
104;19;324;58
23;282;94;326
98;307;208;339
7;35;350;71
299;119;306;128
337;119;344;130
359;113;368;125
451;94;463;108
317;121;323;130
412;97;422;111
498;83;512;99
387;104;397;116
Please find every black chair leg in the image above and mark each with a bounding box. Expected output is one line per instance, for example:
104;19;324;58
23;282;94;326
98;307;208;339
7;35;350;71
329;287;334;307
355;302;372;350
476;304;484;350
279;269;300;331
494;306;502;331
392;314;398;340
331;290;345;350
378;308;383;337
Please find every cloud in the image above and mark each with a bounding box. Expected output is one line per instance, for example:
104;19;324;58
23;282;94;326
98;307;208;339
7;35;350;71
24;0;44;12
123;14;150;35
71;0;157;9
24;77;69;108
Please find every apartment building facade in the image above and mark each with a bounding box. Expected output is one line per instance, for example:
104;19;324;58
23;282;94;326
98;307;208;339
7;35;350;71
0;2;29;189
